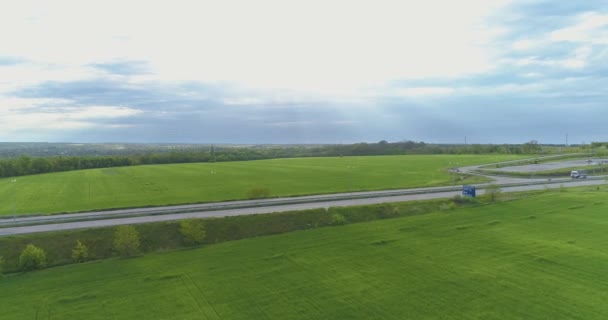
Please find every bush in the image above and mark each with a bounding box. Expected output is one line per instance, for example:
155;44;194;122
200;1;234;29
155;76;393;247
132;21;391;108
451;195;467;204
439;202;457;211
113;225;141;257
71;240;89;263
19;244;47;271
247;187;271;199
179;219;207;246
485;184;502;202
378;203;398;219
331;213;347;226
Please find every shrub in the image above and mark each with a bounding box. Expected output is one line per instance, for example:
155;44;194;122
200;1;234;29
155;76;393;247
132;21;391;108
247;187;271;199
179;219;207;245
19;244;47;271
439;202;457;211
378;203;398;219
71;240;89;263
451;195;467;204
331;213;347;226
485;184;502;202
113;225;141;257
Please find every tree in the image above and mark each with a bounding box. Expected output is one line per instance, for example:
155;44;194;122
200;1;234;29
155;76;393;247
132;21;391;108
179;219;207;245
113;225;140;257
19;244;47;271
522;140;541;154
485;184;502;202
331;213;347;225
17;156;32;175
71;240;89;263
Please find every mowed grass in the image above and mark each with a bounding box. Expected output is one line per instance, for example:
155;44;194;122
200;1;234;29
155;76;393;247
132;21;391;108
2;190;608;319
0;155;522;215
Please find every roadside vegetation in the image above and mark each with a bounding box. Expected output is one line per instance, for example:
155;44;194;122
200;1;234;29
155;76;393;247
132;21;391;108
1;187;607;319
0;154;523;215
18;244;47;271
0;193;508;273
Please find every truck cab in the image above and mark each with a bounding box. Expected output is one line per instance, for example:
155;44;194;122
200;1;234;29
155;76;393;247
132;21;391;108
570;170;588;179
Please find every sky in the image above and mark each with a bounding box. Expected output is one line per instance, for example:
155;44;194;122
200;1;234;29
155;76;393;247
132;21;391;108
1;0;607;144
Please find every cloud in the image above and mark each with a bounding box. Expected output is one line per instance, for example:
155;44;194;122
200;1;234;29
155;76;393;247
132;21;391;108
90;60;151;76
0;56;25;66
511;46;591;69
1;0;608;144
395;87;456;97
0;0;511;93
0;103;142;138
13;79;228;112
550;12;608;44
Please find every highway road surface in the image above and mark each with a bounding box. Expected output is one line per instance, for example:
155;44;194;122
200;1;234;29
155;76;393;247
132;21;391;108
487;159;608;173
0;176;605;237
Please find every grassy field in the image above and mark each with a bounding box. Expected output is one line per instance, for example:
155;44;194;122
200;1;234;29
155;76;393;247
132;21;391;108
0;154;522;215
2;189;608;319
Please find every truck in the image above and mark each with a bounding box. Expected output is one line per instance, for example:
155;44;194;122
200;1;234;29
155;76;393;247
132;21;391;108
570;170;588;179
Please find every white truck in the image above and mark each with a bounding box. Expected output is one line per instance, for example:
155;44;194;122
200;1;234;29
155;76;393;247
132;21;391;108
570;170;588;179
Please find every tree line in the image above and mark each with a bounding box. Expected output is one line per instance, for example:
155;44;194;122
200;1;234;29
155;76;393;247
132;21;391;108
0;140;566;178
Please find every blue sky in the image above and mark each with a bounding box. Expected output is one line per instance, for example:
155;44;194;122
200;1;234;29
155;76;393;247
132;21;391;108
1;0;607;144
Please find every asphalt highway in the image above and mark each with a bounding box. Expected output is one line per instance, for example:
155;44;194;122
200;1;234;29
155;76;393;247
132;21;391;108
489;159;608;173
0;174;605;237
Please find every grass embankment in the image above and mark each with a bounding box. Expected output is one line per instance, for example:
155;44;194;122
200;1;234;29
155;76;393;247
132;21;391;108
0;154;523;216
2;188;608;319
0;198;468;273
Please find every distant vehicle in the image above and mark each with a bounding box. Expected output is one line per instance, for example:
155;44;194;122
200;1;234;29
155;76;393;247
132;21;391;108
570;170;588;179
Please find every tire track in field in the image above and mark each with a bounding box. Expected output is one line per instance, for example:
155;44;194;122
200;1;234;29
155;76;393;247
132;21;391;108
101;301;117;320
34;298;50;320
180;273;221;319
186;273;222;319
179;274;207;318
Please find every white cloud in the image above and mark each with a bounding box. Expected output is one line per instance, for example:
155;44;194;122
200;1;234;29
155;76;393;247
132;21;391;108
0;0;511;95
64;106;143;120
511;45;591;69
550;12;608;44
501;11;608;72
0;64;96;95
511;39;539;51
0;98;142;135
522;72;542;78
396;87;456;97
0;97;71;110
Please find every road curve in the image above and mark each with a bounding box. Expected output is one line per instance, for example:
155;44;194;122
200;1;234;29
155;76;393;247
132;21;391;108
458;153;595;185
0;177;605;237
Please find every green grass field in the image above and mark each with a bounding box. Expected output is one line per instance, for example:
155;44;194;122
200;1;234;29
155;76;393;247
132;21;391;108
2;189;608;319
0;155;522;215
